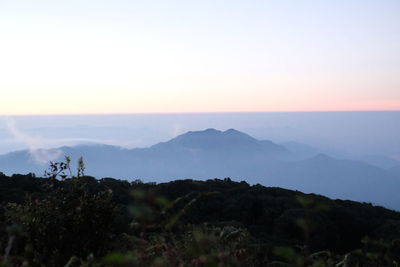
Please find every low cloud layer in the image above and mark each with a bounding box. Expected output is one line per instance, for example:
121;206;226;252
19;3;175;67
5;119;62;165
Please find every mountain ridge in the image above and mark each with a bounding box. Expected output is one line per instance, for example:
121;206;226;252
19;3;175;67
0;128;399;209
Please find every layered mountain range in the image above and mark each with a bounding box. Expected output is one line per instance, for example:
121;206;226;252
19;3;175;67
1;128;399;209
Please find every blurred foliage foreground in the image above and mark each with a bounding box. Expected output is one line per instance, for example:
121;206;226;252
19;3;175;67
1;167;400;266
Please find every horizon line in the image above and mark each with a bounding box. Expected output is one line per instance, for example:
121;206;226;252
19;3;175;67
0;109;399;117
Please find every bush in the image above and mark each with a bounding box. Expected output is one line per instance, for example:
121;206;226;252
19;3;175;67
4;177;116;266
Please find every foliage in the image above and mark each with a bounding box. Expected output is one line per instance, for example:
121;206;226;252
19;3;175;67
44;156;86;180
1;169;400;266
2;177;115;266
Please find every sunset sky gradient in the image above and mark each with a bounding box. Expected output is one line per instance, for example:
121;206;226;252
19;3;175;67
0;0;399;115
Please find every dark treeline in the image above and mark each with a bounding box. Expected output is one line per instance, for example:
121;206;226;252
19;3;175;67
1;172;400;266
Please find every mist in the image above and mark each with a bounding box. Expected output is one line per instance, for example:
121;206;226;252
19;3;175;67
4;119;62;164
0;111;399;161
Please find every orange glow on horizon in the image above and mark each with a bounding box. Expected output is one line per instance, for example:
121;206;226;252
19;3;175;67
1;107;399;117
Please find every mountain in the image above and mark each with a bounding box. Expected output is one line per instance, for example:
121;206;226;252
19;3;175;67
0;128;399;209
261;154;400;207
358;155;400;169
279;141;322;159
150;128;287;154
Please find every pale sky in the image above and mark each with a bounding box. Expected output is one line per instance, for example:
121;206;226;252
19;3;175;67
0;0;399;115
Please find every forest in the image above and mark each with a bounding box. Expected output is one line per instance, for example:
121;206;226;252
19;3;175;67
1;168;400;266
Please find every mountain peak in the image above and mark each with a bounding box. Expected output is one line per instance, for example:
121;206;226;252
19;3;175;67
184;128;221;136
150;128;254;150
149;128;287;155
204;128;220;133
224;128;242;135
180;128;254;141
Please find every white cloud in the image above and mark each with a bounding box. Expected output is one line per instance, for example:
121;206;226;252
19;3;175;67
5;119;62;164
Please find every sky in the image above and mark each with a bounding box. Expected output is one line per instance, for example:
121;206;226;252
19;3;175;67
0;0;399;115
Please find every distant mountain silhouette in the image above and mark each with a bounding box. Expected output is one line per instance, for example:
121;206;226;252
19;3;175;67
150;128;287;157
0;128;399;209
279;141;322;159
358;155;400;169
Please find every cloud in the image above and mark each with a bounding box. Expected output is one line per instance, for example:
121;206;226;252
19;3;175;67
5;119;62;165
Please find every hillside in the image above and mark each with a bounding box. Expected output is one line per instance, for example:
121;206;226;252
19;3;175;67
1;173;400;266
